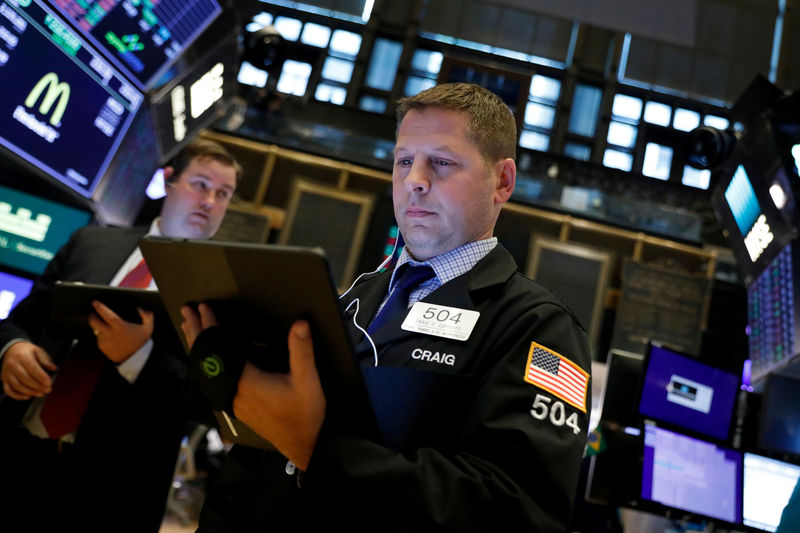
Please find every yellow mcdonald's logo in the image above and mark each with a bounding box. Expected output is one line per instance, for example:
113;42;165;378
24;73;70;126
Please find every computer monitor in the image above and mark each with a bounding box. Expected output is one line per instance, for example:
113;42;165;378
0;270;34;320
743;452;800;532
49;0;222;90
0;0;144;197
758;373;800;457
585;422;643;507
641;423;742;525
639;342;740;441
599;349;644;428
711;150;795;286
0;184;92;275
746;243;800;382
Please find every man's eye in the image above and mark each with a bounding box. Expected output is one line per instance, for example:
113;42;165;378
396;158;412;166
434;160;451;166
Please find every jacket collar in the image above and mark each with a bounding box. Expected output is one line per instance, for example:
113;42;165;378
347;244;519;355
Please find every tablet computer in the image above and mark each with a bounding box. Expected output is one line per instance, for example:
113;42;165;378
138;235;378;448
51;281;167;335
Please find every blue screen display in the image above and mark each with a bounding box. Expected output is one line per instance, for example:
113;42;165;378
0;0;144;197
725;165;763;237
639;344;740;441
50;0;221;90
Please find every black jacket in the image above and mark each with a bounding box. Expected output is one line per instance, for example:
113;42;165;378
198;244;591;532
0;225;191;532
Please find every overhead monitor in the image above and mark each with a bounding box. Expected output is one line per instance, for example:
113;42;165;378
0;184;92;275
0;270;34;319
711;147;796;286
641;423;742;525
745;243;800;382
639;342;740;442
0;0;144;197
149;32;238;160
743;452;800;532
48;0;222;90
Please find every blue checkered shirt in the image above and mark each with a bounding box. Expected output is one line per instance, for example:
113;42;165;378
376;237;498;316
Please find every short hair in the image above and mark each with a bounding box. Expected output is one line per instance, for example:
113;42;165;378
166;138;243;185
395;83;517;164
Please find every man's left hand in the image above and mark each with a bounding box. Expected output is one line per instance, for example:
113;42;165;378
88;300;154;363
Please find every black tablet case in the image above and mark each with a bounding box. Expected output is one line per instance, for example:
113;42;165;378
138;236;377;448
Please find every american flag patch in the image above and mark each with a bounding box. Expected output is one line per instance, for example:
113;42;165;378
524;343;588;413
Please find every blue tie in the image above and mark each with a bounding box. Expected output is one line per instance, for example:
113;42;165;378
368;265;435;334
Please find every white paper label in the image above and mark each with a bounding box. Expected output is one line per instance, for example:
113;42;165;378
401;302;480;341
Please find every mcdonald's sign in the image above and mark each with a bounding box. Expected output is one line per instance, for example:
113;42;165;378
24;72;70;126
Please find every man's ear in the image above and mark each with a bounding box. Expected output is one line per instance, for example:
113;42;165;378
162;166;175;189
494;158;516;205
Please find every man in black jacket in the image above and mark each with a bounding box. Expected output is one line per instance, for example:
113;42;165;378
0;139;240;532
184;84;591;532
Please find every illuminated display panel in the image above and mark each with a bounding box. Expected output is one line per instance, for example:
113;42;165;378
0;270;34;319
726;165;764;238
0;184;91;275
641;424;742;525
712;160;792;287
0;0;143;197
743;453;800;532
150;32;236;160
50;0;222;90
746;243;800;381
639;343;739;442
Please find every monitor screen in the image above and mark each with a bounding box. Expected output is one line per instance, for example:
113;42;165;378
0;270;34;319
642;424;742;524
758;373;800;457
746;244;798;382
149;32;237;160
0;184;92;275
725;165;765;241
639;343;740;441
743;452;800;532
599;349;644;428
0;0;144;197
49;0;222;90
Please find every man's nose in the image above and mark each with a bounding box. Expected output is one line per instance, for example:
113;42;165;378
199;190;217;209
406;161;430;193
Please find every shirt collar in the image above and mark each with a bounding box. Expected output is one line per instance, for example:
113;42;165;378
389;237;498;292
149;217;163;237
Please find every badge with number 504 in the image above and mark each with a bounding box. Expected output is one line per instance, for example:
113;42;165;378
401;302;480;341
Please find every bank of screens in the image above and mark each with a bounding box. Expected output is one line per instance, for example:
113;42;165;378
639;343;739;441
49;0;222;90
0;184;91;275
743;453;800;532
758;373;800;457
642;424;742;525
0;270;34;319
0;0;143;196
